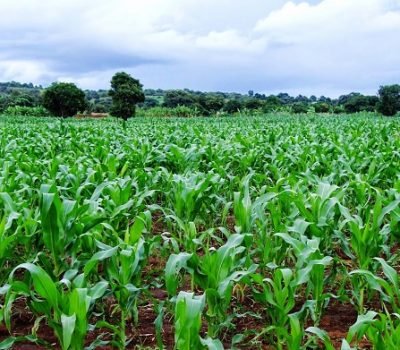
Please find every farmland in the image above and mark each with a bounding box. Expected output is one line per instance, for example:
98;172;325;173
0;114;400;349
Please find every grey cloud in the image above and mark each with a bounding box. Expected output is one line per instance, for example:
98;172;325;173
0;0;398;97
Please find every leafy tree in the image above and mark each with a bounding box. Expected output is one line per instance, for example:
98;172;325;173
0;96;10;112
197;95;224;115
344;95;378;113
109;72;145;120
377;85;400;116
223;100;242;114
141;97;160;109
88;102;109;113
318;95;332;103
333;105;346;114
163;90;196;108
292;102;308;114
338;92;361;106
244;98;263;110
42;82;86;117
262;96;282;112
7;93;35;108
277;93;293;105
295;95;309;103
314;102;331;113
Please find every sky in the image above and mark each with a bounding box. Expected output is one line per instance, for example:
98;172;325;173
0;0;399;97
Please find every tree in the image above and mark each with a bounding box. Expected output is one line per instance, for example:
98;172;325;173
344;95;378;113
109;72;145;120
244;98;263;110
141;97;160;109
262;96;282;112
292;102;308;114
223;100;242;114
42;82;86;117
163;90;196;108
197;94;224;115
377;85;400;116
314;102;331;113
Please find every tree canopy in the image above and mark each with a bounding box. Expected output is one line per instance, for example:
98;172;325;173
377;85;400;116
109;72;145;120
42;82;86;117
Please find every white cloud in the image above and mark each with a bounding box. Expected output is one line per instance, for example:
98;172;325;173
0;0;399;96
0;59;50;83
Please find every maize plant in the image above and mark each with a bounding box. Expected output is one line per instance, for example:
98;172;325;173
2;263;107;349
0;115;400;348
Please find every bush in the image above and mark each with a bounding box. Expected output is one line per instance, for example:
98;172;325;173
223;100;242;114
137;106;199;118
291;103;308;114
333;105;346;114
4;106;51;117
314;103;331;113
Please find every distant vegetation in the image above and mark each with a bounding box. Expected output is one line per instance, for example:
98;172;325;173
0;78;399;118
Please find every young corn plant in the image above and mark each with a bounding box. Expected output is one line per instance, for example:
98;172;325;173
358;313;400;349
343;194;400;312
252;268;301;349
341;192;399;269
2;263;107;350
195;234;257;338
168;172;217;223
39;184;105;276
174;291;205;350
84;232;149;349
0;211;18;280
276;220;333;323
350;258;400;314
165;234;257;338
291;182;344;251
344;311;386;348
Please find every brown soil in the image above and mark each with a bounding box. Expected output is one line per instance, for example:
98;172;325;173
0;213;380;349
0;294;373;350
319;301;371;349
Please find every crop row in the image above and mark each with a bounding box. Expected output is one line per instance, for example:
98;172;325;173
0;114;400;349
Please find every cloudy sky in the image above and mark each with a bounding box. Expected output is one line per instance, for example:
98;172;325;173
1;0;399;96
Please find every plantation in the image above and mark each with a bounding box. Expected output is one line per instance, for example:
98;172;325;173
0;114;400;349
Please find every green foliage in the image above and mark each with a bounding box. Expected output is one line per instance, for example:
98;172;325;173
0;114;399;349
314;102;331;113
109;72;145;120
377;84;400;116
291;102;308;114
3;263;107;350
42;82;86;117
344;95;379;113
223;99;242;114
174;292;205;350
3;106;51;117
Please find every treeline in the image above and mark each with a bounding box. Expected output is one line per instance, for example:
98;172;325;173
139;87;400;116
1;80;399;117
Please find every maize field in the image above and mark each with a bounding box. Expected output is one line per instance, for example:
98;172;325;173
0;114;400;349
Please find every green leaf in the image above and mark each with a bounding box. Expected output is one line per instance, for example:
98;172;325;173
347;311;377;342
201;337;224;350
61;314;76;350
165;253;193;296
10;263;59;309
306;327;335;350
84;246;118;276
